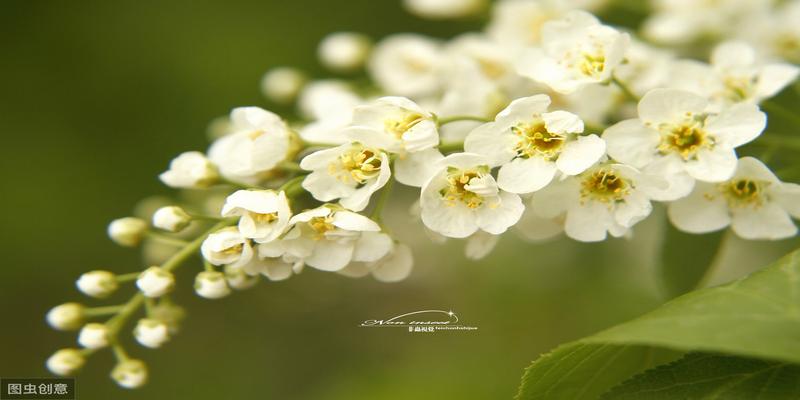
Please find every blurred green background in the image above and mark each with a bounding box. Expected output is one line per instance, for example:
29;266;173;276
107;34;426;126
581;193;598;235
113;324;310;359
1;1;799;399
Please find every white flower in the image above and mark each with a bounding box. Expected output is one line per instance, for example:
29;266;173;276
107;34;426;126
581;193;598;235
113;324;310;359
46;349;85;376
136;266;175;298
747;0;800;63
318;32;372;71
76;270;118;298
260;67;306;104
77;323;109;349
221;190;291;243
613;39;676;98
152;206;191;233
464;231;500;260
278;205;391;272
300;142;391;212
108;217;147;247
643;0;771;45
420;153;524;238
516;10;630;94
46;303;85;331
224;264;260;289
670;41;799;107
404;0;486;19
528;162;664;242
338;241;414;282
200;227;253;267
486;0;575;50
669;157;800;240
245;240;306;281
207;107;294;182
465;94;605;194
159;151;219;189
194;271;232;299
134;318;170;348
603;89;767;200
344;96;444;187
297;80;364;145
369;34;443;98
515;206;565;242
111;359;148;389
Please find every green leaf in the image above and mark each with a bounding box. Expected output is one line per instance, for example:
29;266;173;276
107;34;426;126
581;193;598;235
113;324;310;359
602;353;800;399
516;249;800;400
658;225;724;298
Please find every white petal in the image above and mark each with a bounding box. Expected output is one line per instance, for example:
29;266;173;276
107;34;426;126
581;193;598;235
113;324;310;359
262;260;294;281
394;148;445;187
494;95;551;126
464;231;500;260
340;153;391;212
463;122;518;166
556;134;606;175
638;89;708;125
343;126;400;151
731;203;797;240
497;157;557;194
602;119;660;168
614;190;653;228
372;244;414;282
774;183;800;219
420;174;479;238
402;119;439;153
435;152;491;170
305;241;354;271
667;183;731;234
640;156;695;201
332;211;381;232
475;191;524;234
705;103;766;148
564;202;613;242
352;232;393;262
515;210;563;242
289;206;331;224
711;41;755;69
755;64;800;100
302;170;356;202
542;110;584;135
734;157;780;183
529;178;579;218
685;146;738;182
300;145;349;170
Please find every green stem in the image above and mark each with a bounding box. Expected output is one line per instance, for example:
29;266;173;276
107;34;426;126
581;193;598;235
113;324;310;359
111;344;130;362
115;272;139;283
439;142;464;153
437;115;491;126
84;305;126;317
761;100;800;127
370;177;394;224
611;75;640;103
278;174;307;198
279;160;304;172
145;231;189;247
694;230;732;290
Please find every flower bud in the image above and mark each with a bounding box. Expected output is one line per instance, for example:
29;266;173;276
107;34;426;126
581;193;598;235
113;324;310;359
76;270;118;298
136;267;175;298
111;359;148;389
46;348;86;376
159;151;219;189
403;0;486;19
133;318;170;348
260;67;306;104
149;302;185;334
194;271;231;299
152;206;191;232
108;217;147;247
224;265;259;290
318;32;372;71
77;323;109;349
46;303;85;331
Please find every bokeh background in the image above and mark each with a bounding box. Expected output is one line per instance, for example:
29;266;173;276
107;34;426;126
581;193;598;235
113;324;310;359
1;1;799;399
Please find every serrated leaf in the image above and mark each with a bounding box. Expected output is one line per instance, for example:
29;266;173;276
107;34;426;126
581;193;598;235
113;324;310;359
659;225;724;297
517;249;800;400
602;353;800;399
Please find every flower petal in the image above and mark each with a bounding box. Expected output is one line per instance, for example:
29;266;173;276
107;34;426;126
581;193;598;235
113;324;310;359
667;183;731;234
497;157;557;194
731;203;797;240
556;134;605;175
705;103;766;148
602;119;660;168
638;88;708;125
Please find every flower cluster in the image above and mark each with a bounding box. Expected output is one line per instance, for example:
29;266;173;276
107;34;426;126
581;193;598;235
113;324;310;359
46;0;800;388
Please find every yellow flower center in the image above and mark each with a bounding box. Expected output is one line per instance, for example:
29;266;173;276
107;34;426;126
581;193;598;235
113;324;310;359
579;52;606;78
220;243;243;256
384;113;425;138
252;212;278;224
722;75;755;102
308;216;336;239
329;146;383;185
657;121;711;160
440;168;489;209
581;169;630;203
720;179;768;208
512;120;565;159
